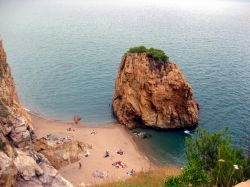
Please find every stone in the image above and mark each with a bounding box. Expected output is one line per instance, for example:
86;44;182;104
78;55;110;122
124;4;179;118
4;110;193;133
33;136;85;169
0;151;17;187
112;53;199;129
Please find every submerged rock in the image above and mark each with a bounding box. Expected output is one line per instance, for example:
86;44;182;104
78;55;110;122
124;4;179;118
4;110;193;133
112;50;199;129
133;131;152;139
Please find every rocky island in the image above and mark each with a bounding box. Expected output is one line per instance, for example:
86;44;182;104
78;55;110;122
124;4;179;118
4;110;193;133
112;46;199;129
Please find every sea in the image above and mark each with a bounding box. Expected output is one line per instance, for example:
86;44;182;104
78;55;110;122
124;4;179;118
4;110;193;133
0;0;249;165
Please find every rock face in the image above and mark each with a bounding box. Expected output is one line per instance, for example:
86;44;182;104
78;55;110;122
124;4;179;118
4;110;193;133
0;38;73;187
33;135;85;169
112;53;199;129
0;39;34;148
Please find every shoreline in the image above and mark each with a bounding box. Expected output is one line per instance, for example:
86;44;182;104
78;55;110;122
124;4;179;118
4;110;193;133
29;111;161;186
26;108;118;128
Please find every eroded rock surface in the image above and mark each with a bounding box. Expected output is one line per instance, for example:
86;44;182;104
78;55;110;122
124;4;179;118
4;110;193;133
0;38;73;187
33;135;85;169
112;53;199;129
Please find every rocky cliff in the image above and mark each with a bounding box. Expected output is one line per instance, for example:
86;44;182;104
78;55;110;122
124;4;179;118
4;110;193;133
112;52;199;129
0;38;73;187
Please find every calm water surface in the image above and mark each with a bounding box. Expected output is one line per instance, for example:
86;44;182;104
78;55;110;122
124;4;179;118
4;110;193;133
0;0;250;165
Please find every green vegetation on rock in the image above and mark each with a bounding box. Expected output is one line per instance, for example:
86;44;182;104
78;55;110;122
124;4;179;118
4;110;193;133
127;46;169;65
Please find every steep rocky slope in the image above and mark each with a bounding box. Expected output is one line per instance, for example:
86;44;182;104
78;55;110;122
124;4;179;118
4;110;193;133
112;52;199;129
0;38;73;187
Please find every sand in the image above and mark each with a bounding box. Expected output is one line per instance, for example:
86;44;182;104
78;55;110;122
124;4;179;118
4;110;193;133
30;113;155;186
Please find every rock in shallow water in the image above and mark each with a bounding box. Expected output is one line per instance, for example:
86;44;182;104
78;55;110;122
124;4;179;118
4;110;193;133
112;52;199;129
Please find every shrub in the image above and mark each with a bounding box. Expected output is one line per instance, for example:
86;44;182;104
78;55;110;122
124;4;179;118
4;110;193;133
164;176;185;187
165;128;249;187
146;48;168;65
127;46;169;65
165;160;210;187
185;128;230;171
128;46;147;53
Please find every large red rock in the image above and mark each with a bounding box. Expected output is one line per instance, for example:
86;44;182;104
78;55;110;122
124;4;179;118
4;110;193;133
112;53;199;129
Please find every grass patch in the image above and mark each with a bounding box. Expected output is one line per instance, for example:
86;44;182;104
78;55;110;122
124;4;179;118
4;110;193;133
94;167;180;187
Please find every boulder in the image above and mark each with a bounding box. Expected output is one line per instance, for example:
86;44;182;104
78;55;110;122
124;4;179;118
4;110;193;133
33;135;85;169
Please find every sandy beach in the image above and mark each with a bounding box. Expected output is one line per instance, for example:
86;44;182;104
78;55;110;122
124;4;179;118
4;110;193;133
30;112;156;186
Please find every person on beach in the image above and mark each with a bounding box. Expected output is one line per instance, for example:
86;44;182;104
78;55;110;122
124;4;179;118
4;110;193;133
127;169;135;176
79;162;82;169
117;149;124;155
104;150;109;158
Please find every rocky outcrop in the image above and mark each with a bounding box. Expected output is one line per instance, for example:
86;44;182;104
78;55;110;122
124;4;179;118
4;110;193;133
0;38;73;187
33;135;85;169
0;39;34;148
112;52;199;129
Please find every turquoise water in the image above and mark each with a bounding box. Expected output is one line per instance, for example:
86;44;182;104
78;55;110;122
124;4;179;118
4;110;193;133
0;0;250;165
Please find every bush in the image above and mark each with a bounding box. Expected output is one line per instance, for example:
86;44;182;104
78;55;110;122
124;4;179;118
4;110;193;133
165;128;250;187
165;160;210;187
147;48;168;65
186;128;230;171
128;46;147;53
127;46;169;65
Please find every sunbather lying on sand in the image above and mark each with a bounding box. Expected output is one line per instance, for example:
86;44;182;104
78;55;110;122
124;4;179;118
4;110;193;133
112;161;127;168
116;149;124;155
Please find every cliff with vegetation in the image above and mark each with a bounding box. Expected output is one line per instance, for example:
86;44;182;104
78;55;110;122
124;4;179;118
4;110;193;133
0;39;73;187
112;46;199;129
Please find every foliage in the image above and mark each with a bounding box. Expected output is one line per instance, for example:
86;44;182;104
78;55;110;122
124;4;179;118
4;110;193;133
165;128;250;187
186;128;230;171
165;160;210;187
146;48;169;65
212;143;245;186
164;176;185;187
127;46;169;65
128;46;147;53
243;157;250;179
